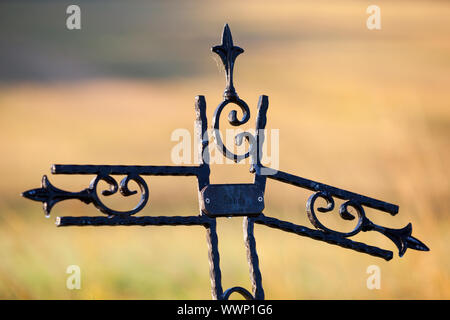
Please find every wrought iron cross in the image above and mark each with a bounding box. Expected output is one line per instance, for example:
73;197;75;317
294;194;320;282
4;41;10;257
22;25;429;300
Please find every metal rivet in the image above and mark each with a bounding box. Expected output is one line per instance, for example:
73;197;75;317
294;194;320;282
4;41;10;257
258;196;263;202
205;198;210;204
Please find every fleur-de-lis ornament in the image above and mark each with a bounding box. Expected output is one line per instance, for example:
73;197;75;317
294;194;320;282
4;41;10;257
212;24;244;101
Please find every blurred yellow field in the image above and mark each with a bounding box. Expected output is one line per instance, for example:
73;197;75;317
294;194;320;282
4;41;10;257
0;0;449;299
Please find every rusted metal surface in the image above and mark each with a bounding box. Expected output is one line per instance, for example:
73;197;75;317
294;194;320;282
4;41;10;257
22;24;429;300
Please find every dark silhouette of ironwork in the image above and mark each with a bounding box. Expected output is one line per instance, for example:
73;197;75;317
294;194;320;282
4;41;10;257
22;24;429;300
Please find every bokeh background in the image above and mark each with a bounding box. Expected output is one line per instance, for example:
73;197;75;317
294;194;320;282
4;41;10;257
0;0;449;299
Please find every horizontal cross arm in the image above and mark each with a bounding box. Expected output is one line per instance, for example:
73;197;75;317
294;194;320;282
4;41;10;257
56;215;211;227
267;169;398;215
253;214;393;261
51;164;200;176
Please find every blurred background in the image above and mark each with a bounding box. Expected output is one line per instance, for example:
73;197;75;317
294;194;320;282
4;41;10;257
0;0;449;299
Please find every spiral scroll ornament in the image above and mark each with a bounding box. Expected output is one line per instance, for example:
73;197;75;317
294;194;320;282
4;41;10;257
306;191;366;237
89;173;149;216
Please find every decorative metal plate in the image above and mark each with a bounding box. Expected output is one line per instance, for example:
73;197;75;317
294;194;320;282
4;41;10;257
201;184;264;217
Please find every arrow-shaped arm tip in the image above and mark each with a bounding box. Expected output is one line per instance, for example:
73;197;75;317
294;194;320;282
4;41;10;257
22;175;54;217
398;223;430;257
371;222;429;257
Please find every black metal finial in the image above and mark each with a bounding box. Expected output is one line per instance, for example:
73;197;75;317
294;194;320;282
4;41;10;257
212;24;244;100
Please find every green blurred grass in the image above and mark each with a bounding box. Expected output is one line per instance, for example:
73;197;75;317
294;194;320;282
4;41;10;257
0;0;449;299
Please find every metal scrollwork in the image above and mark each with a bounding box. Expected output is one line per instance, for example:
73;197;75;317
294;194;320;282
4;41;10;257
212;98;256;163
21;24;429;300
306;191;428;256
306;192;365;237
89;173;149;216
